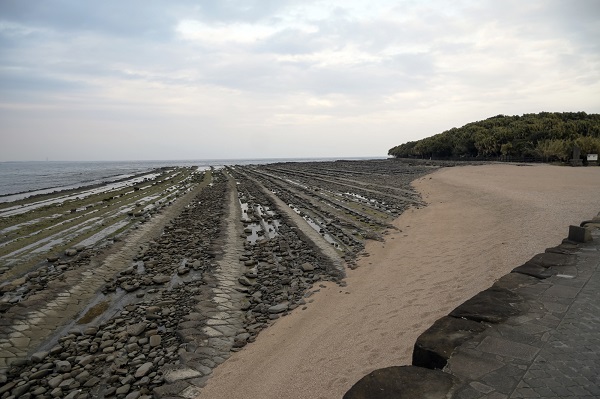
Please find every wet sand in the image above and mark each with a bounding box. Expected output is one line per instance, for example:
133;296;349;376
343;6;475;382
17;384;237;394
198;163;600;399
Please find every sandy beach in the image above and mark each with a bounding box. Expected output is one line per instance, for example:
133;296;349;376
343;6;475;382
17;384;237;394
198;163;600;399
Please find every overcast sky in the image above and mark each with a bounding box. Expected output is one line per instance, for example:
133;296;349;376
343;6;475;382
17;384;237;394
1;0;599;161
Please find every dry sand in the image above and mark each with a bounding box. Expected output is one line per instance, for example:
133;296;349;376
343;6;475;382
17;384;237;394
198;163;600;399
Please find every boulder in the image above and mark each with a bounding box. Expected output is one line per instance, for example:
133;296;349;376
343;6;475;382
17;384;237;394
343;366;458;399
412;316;487;369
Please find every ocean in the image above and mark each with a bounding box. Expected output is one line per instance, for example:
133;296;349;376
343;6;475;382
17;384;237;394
0;157;383;199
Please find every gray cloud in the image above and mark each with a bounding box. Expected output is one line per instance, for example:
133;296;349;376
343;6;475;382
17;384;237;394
0;0;598;161
0;0;179;39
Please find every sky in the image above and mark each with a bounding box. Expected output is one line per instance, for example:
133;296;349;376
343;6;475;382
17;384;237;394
0;0;599;161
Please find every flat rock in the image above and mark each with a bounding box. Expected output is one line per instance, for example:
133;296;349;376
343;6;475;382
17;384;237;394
343;366;458;399
449;287;522;323
240;299;252;310
116;384;131;395
238;276;255;286
121;282;139;292
245;270;258;278
11;382;31;397
65;249;78;256
162;366;203;383
30;369;53;380
48;375;63;389
526;252;575;268
134;362;153;378
149;335;161;347
127;322;147;337
412;316;487;369
512;263;553;279
125;391;141;399
78;355;94;366
493;272;541;291
268;302;289;314
545;245;577;255
300;262;315;272
0;382;16;395
83;326;98;335
55;360;72;373
31;350;49;363
152;275;171;284
84;376;101;387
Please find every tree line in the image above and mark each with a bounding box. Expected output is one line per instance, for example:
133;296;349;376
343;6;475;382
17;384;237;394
388;112;600;162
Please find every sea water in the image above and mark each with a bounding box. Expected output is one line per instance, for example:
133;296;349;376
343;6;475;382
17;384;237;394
0;157;382;199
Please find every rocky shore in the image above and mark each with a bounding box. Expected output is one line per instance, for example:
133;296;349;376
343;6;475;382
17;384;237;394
0;159;447;398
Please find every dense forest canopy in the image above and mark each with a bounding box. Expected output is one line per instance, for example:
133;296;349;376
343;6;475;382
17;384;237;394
388;112;600;161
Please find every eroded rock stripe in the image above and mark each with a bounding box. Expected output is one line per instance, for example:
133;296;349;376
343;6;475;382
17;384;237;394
0;160;435;398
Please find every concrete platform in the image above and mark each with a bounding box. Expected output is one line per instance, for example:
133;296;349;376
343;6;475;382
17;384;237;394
448;226;600;398
345;218;600;398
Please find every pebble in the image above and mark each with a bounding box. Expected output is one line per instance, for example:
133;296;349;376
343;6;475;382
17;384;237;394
31;351;49;363
134;362;154;378
127;323;147;337
48;376;63;389
116;384;131;395
268;303;289;314
149;335;161;347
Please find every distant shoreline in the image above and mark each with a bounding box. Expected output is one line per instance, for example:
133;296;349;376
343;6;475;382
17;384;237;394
0;157;387;197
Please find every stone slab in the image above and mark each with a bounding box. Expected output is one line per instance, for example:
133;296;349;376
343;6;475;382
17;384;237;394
476;336;540;361
446;351;505;380
541;284;580;299
162;366;203;383
527;252;575;268
511;264;553;279
449;287;522;324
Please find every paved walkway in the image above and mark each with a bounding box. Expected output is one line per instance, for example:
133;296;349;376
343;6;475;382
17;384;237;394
448;227;600;398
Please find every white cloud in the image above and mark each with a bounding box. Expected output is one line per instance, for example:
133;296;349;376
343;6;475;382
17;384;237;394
175;19;276;44
0;0;599;161
275;46;382;67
